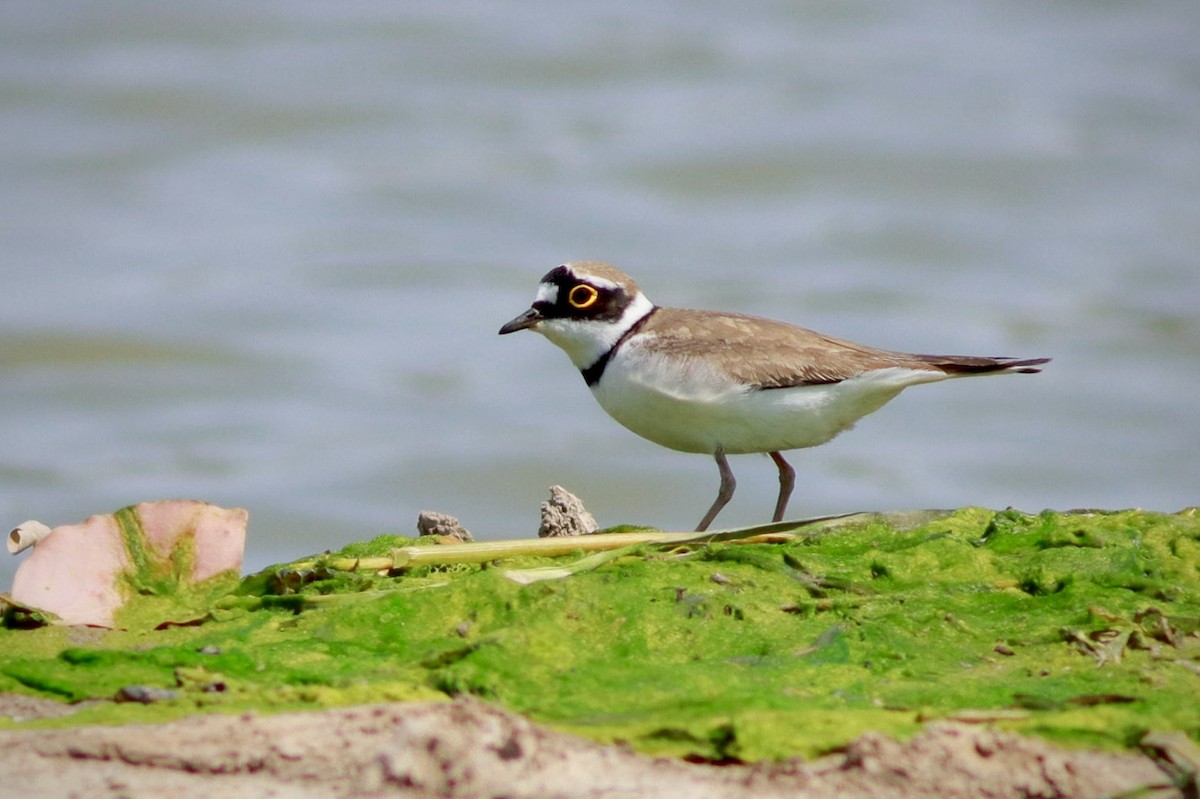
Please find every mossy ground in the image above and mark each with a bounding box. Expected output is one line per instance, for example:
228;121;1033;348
2;507;1198;762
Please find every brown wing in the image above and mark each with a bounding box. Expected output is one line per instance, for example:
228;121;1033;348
639;308;1049;388
638;308;942;388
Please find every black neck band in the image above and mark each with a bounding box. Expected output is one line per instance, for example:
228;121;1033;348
580;306;658;387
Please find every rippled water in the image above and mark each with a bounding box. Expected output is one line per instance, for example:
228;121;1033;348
3;1;1198;587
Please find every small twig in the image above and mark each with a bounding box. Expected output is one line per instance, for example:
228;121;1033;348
291;511;934;577
390;530;702;569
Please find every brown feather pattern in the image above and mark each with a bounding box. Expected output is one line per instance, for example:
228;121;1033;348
636;308;1048;389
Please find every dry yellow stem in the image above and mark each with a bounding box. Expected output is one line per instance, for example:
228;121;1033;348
312;524;802;573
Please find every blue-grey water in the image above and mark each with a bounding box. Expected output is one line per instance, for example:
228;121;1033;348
3;1;1198;588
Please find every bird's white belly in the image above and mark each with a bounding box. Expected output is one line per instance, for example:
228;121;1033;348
591;349;944;455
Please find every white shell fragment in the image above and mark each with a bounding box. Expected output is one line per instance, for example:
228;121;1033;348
7;520;52;555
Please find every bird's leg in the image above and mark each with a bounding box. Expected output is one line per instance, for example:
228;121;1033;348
769;451;795;523
696;449;735;532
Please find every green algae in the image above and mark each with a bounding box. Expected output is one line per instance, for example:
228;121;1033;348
2;507;1198;762
109;503;244;632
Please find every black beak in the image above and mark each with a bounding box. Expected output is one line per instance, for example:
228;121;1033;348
498;307;543;335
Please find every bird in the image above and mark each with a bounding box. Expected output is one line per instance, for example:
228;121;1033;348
499;261;1049;532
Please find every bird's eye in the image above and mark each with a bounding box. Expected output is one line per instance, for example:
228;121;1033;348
568;284;600;309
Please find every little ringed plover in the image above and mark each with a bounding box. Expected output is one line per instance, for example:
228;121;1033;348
500;261;1050;531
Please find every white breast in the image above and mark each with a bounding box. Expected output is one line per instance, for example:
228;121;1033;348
591;339;947;455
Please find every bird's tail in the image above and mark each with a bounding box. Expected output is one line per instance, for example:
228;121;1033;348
911;355;1051;376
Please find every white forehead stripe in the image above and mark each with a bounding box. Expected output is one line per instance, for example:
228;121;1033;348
561;263;626;293
575;274;620;291
535;282;559;304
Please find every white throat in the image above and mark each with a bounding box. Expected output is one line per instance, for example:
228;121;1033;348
536;291;655;370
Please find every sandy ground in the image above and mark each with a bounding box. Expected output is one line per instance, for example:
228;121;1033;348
0;695;1182;798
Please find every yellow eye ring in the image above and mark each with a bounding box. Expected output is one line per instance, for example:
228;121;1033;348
568;284;600;309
